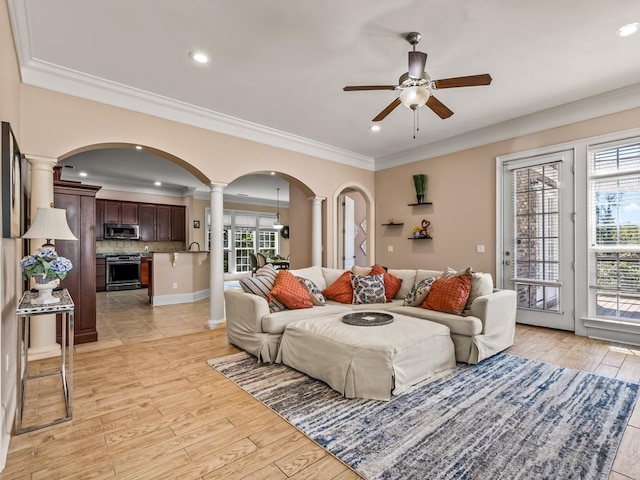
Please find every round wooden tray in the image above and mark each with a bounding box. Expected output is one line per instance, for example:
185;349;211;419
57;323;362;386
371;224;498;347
342;312;394;326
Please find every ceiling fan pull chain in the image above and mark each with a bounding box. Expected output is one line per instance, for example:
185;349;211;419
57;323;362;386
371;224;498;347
413;107;417;139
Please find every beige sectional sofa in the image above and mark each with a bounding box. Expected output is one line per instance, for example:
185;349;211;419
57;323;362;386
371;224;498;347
224;265;517;364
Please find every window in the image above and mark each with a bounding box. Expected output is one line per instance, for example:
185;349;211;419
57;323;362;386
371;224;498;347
206;208;280;273
589;140;640;321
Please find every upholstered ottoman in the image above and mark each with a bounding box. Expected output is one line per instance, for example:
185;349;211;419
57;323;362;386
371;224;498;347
276;311;456;401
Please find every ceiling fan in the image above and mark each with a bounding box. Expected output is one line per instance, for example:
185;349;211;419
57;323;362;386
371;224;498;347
343;32;492;135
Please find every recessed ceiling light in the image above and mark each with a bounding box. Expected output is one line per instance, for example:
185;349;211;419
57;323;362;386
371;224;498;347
270;172;275;175
79;171;88;177
135;145;142;150
189;51;209;64
369;125;381;132
617;22;639;37
154;181;162;186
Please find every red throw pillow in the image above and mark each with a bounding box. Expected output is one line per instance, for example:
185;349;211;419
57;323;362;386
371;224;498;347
270;270;313;310
421;275;472;315
369;264;402;302
322;271;353;304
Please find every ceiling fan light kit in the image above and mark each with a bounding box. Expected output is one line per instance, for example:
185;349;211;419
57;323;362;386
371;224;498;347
343;32;492;137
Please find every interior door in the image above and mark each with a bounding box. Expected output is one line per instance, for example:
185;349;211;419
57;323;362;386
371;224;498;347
341;195;356;269
501;150;575;331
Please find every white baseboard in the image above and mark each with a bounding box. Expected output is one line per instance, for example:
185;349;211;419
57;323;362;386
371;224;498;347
151;289;209;306
0;383;16;472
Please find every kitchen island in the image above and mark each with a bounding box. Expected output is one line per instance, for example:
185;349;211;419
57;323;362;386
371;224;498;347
148;251;210;306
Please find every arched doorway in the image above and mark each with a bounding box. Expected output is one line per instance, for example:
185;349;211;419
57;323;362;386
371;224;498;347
333;183;375;269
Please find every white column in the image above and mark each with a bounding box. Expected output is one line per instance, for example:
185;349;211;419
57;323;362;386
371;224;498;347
206;182;227;329
25;155;61;359
311;196;325;267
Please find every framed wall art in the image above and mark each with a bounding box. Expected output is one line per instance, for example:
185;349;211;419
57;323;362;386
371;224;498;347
2;121;24;238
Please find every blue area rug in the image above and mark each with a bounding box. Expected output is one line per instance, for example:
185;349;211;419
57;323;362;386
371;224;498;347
209;352;639;480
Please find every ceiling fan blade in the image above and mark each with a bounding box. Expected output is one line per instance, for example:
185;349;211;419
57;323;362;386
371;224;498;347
372;98;402;122
343;85;397;91
408;51;428;79
426;95;454;119
433;74;492;89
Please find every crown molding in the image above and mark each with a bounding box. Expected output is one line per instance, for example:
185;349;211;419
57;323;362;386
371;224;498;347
18;58;375;171
375;82;640;170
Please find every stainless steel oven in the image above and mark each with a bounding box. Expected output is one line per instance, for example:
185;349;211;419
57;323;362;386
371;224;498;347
106;254;141;291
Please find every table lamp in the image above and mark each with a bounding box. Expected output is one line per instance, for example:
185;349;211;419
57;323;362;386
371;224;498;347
22;207;78;247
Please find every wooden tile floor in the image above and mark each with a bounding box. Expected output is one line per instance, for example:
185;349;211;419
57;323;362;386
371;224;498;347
2;301;639;478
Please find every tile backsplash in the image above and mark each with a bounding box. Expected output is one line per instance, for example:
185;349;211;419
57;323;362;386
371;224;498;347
96;240;186;254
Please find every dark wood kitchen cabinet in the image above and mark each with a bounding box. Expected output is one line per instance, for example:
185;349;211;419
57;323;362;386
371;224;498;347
155;205;185;241
138;204;156;241
121;202;138;224
95;200;104;239
140;257;149;287
103;200;122;224
96;257;106;292
54;180;101;344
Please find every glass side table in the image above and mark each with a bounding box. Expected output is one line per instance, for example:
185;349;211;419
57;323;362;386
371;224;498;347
15;288;74;434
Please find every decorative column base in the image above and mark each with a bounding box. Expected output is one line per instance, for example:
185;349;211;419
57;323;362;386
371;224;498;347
205;318;225;330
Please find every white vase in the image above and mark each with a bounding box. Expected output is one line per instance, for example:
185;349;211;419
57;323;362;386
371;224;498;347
32;274;60;305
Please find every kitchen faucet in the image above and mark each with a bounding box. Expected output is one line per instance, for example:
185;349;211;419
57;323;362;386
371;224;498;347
188;241;201;251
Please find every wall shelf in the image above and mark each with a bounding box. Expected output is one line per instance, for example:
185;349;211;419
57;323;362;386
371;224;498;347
408;236;433;240
407;202;433;206
381;222;404;226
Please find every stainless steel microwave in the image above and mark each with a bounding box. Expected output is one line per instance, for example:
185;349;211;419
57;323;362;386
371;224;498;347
104;223;140;240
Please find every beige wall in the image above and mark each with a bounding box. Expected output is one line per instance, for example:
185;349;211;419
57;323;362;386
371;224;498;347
375;107;640;277
0;0;22;463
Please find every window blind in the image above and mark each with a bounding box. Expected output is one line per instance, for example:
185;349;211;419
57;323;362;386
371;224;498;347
589;139;640;321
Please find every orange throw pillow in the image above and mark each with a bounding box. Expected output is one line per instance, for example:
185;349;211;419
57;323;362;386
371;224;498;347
421;275;472;315
270;270;313;310
369;264;402;302
322;271;353;304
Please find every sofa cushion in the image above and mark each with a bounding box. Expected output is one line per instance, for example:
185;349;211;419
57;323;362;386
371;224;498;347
467;272;494;309
322;271;353;304
387;269;418;299
261;305;352;334
369;264;402;302
422;275;472;315
325;299;403;311
297;277;326;306
389;306;483;336
271;270;313;310
351;273;386;304
289;266;326;290
322;267;347;289
403;277;436;306
415;269;443;283
240;264;285;313
351;265;373;276
441;266;473;279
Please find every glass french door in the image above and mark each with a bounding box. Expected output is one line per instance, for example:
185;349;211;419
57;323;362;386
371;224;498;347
502;150;575;330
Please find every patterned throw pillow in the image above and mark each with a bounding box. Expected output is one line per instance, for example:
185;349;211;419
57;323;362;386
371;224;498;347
403;277;436;306
369;264;402;302
297;277;326;306
422;275;472;315
270;271;313;310
322;271;354;304
351;274;386;305
239;264;285;312
440;266;473;279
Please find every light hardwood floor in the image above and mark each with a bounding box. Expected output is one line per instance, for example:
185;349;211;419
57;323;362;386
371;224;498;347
2;292;639;479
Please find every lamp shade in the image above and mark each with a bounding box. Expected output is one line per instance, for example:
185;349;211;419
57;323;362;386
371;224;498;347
400;86;430;108
23;207;78;241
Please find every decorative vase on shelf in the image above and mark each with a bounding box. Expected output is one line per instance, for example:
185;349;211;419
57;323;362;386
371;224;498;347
31;274;61;305
413;231;421;238
412;174;427;204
